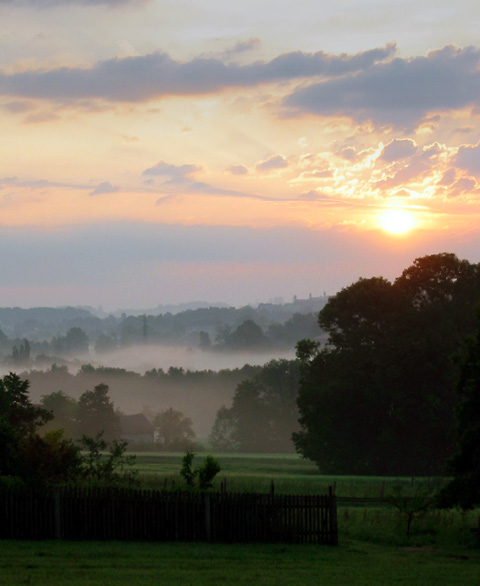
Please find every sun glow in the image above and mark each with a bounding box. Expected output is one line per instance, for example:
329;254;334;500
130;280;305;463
379;209;415;235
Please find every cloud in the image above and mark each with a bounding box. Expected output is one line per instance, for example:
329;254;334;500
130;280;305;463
374;142;444;190
284;45;480;129
437;168;456;186
449;177;478;197
297;191;332;201
0;176;87;190
89;181;119;196
142;161;199;183
228;164;248;175
2;101;34;113
255;155;288;172
338;147;357;161
224;39;261;58
380;138;417;162
455;143;480;177
24;111;60;123
0;45;395;103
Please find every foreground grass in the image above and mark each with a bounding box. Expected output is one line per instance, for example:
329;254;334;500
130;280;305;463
1;539;479;586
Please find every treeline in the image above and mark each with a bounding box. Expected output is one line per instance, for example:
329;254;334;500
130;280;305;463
0;297;327;363
14;363;263;438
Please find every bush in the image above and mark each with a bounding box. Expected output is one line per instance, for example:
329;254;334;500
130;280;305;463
180;451;221;490
79;432;138;486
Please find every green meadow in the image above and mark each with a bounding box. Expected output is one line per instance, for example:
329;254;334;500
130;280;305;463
134;451;443;496
1;452;479;586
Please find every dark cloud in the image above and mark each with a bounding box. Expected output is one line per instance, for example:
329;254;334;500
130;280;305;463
449;177;478;197
0;45;395;103
142;161;199;183
284;46;480;129
338;147;357;161
437;168;456;186
1;101;34;113
89;181;120;196
380;138;417;162
255;155;288;172
455;143;480;176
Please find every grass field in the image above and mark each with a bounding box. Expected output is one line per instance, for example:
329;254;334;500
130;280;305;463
133;451;445;496
1;452;479;585
1;539;479;586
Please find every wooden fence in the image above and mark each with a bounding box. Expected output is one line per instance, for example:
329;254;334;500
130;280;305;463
0;486;337;545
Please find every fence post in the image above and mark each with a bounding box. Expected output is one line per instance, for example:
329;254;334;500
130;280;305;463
204;493;212;542
328;486;338;546
54;488;62;539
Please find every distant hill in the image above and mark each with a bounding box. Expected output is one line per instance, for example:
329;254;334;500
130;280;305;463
0;295;328;346
0;306;97;338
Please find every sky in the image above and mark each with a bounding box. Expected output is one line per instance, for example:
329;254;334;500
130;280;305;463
1;0;480;310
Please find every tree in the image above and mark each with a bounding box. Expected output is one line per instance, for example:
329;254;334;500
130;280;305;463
294;253;480;475
198;331;212;350
40;391;77;438
79;432;138;486
0;374;80;484
230;380;269;452
0;418;21;477
153;408;195;451
209;406;238;451
52;327;89;355
76;383;120;441
224;320;269;350
180;451;221;489
439;314;480;509
0;372;52;437
94;334;118;353
210;359;300;453
11;339;31;366
21;430;82;485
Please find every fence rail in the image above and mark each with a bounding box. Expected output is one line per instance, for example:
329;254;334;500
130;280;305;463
0;486;337;545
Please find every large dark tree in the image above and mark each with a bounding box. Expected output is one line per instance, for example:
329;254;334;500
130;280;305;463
293;253;480;475
439;314;480;508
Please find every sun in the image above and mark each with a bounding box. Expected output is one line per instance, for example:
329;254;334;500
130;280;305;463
379;209;415;235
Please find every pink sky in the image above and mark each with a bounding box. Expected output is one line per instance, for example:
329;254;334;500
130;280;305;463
1;0;480;309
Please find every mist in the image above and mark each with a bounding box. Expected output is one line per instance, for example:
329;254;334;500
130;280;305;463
8;344;296;440
86;344;296;374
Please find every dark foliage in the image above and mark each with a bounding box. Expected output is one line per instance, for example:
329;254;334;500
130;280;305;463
180;451;221;489
76;383;120;441
210;359;300;453
153;408;195;451
439;314;480;509
293;253;480;476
